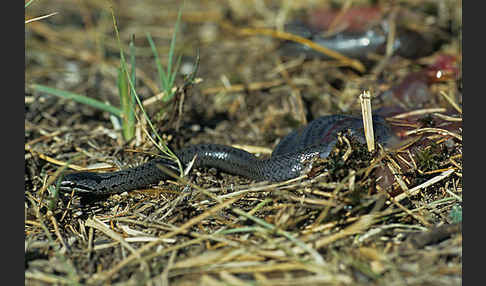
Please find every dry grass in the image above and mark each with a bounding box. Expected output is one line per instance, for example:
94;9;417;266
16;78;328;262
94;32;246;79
25;0;462;285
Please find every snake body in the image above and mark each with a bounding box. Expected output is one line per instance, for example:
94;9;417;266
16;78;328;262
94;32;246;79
60;114;392;195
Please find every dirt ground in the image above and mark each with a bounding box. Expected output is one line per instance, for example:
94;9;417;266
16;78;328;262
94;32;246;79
25;0;462;285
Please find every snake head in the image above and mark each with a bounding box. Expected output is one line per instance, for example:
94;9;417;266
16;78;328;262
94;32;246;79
59;172;104;194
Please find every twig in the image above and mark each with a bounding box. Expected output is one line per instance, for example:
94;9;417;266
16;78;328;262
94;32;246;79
360;90;375;152
314;214;377;249
25;12;58;24
394;169;455;203
405;127;462;141
391;108;447;119
439;90;462;114
220;22;365;72
48;211;70;252
432;113;462;122
25;145;86;171
84;217;152;280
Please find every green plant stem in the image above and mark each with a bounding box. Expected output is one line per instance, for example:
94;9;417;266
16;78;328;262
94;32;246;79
118;64;135;141
110;4;183;174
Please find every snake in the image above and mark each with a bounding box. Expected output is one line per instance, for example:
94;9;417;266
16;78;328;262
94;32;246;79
59;114;392;195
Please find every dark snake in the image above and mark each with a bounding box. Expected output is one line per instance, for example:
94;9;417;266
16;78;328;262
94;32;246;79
60;114;392;195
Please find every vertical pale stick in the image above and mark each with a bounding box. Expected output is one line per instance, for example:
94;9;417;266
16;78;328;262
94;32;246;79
360;90;375;152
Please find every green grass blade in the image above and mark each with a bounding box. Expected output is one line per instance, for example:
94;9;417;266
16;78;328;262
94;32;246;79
115;34;137;141
117;65;134;140
162;7;184;102
167;7;183;81
170;54;182;86
182;48;200;86
32;84;122;117
25;0;35;8
129;34;137;92
164;54;183;102
146;32;168;91
129;34;136;126
110;5;182;174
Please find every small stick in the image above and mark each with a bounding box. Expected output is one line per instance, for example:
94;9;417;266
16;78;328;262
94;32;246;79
391;108;447;119
394;169;455;203
405;127;462;141
226;24;366;72
439;90;462;114
360;90;375;152
25;12;58;24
